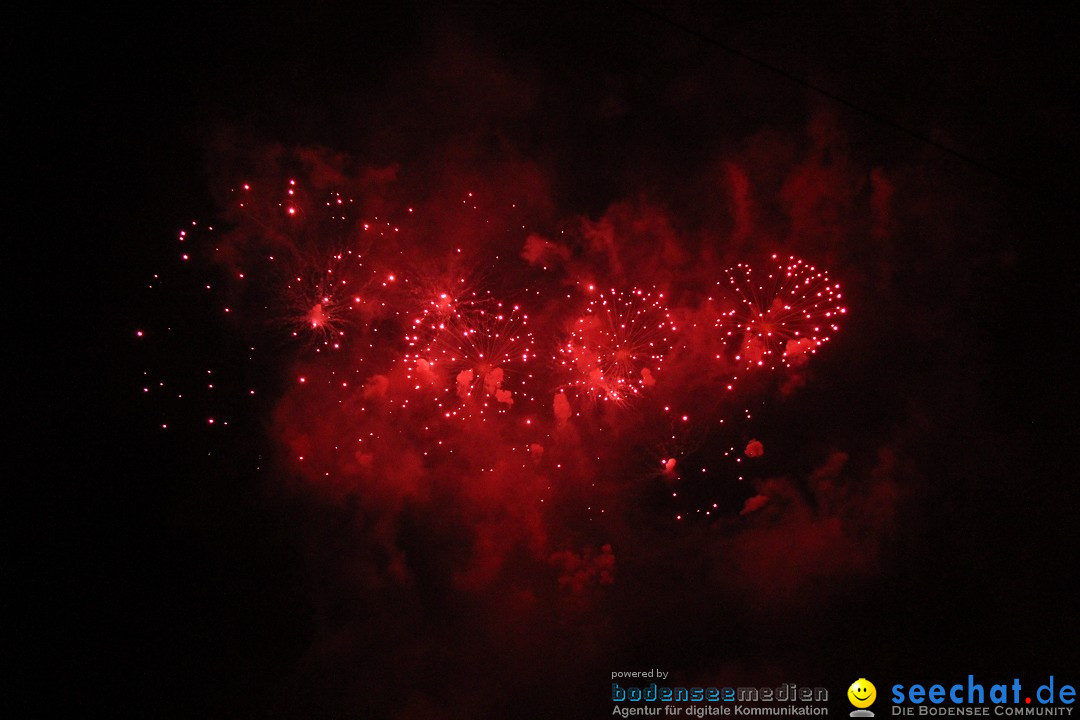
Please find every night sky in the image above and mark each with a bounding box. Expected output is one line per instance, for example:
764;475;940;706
15;2;1079;718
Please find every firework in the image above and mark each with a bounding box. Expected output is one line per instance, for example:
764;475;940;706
716;254;846;369
282;247;380;350
403;280;502;352
208;180;403;352
559;287;676;403
142;171;852;531
406;300;537;417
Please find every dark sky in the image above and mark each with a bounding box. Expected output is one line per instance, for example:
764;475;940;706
15;1;1079;718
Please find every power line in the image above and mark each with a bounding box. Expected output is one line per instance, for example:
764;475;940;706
619;0;1023;188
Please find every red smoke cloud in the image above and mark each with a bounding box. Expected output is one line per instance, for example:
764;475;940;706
171;79;933;714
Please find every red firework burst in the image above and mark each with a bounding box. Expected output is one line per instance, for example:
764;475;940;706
283;247;380;350
559;287;676;403
406;301;537;417
715;254;846;369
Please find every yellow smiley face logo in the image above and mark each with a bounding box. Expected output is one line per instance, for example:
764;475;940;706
848;679;877;708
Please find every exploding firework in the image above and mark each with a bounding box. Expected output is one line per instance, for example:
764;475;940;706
399;259;498;329
209;180;405;352
406;300;537;417
559;287;676;403
141;167;852;533
282;247;380;350
403;274;503;351
715;254;846;369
